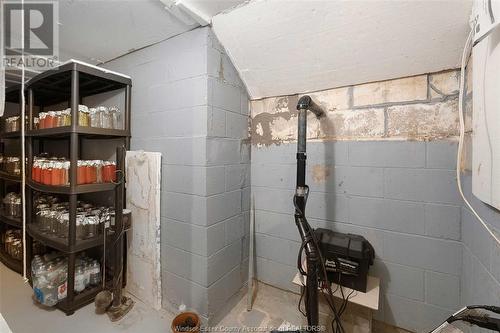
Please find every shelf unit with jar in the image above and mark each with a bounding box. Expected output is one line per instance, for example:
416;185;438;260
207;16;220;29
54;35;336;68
25;60;131;315
0;85;24;275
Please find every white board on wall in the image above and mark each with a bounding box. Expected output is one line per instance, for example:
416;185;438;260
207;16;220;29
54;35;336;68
125;151;162;310
472;27;500;210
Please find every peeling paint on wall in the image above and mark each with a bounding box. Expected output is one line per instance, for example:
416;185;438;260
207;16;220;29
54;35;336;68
250;69;461;146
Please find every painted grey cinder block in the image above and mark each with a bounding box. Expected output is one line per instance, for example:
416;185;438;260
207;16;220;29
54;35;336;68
163;165;225;196
157;137;207;166
206;138;244;166
255;233;300;267
162;191;207;225
207;264;244;316
224;214;244;245
151;106;208;138
163;218;224;257
384;168;462;204
149;75;208;112
372;260;425;301
426;141;458;169
226;111;249;139
425;270;460;310
424;203;461;241
255;257;300;293
255;210;300;242
383;232;462;275
209;77;242;113
164;244;208;286
348;141;426;168
461;207;491;268
207;107;227;138
349;196;425;236
225;164;250;191
251;163;295;190
162;270;208;316
206;190;241;225
207;240;242;285
384;294;451;332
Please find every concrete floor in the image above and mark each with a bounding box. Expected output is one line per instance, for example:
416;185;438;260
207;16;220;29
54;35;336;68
1;263;410;333
0;263;174;333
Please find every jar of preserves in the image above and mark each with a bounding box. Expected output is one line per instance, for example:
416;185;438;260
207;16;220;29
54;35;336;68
42;161;53;185
55;111;64;127
62;109;71;126
78;105;90;127
46;111;56;129
6;157;21;176
51;162;63;186
77;160;86;185
94;160;103;183
32;159;42;182
102;161;116;183
62;161;70;185
39;112;46;129
85;161;97;184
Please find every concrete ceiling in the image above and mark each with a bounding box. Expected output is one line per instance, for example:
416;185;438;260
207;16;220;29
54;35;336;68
212;0;473;99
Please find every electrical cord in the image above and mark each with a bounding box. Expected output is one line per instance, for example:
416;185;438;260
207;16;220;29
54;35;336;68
457;24;500;246
294;186;347;333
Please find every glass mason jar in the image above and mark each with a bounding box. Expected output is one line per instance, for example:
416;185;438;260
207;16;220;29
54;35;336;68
62;109;71;126
46;111;57;129
57;212;69;239
99;106;111;129
74;265;86;293
78;105;90;127
76;214;87;240
89;108;99;127
109;106;121;129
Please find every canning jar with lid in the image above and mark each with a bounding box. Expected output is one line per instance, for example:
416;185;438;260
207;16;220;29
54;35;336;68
76;214;87;240
99;106;112;129
102;161;116;183
46;111;57;129
51;162;64;186
57;212;69;239
78;105;90;127
109;106;121;129
89;108;99;127
85;161;97;184
77;160;86;185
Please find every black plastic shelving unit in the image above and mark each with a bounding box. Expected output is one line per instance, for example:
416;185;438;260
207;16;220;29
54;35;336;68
0;85;23;275
25;61;131;315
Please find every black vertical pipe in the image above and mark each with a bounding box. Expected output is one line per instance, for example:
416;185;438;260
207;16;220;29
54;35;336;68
295;107;319;328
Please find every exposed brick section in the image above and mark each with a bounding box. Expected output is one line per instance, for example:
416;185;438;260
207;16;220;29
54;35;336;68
250;69;460;146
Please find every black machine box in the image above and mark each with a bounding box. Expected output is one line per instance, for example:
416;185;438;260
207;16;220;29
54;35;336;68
314;228;375;293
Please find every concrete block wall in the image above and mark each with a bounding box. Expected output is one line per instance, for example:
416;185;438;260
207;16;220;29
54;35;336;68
102;27;250;322
252;141;462;332
251;70;467;332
